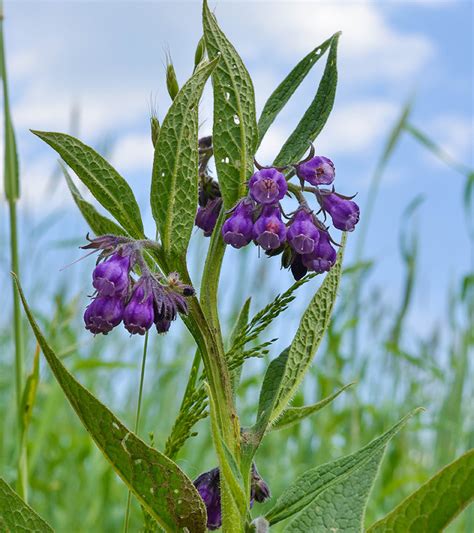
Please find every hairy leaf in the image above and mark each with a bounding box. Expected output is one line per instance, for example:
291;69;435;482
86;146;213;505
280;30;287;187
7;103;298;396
273;32;340;167
151;59;218;259
203;0;258;208
15;277;207;533
271;382;354;432
368;449;474;532
63;166;127;237
0;478;53;532
31;131;143;238
257;35;334;144
265;409;421;528
272;236;346;421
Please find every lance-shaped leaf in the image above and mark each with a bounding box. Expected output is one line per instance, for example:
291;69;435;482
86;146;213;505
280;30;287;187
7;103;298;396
151;59;218;259
271;235;346;422
270;382;355;432
14;277;207;533
203;0;258;209
257;35;334;144
273;32;340;167
31;131;144;238
0;478;53;532
265;409;421;528
63;166;127;237
367;448;474;532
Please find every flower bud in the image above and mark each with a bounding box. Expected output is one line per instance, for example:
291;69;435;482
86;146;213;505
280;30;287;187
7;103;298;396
84;295;124;335
251;464;271;503
195;197;223;237
320;192;360;232
290;253;308;281
193;468;222;531
166;60;179;101
302;229;337;273
253;205;287;251
155;318;171;334
249;168;287;205
296;156;335;186
92;253;131;297
123;281;155;335
150;116;160;148
287;208;320;255
222;198;254;249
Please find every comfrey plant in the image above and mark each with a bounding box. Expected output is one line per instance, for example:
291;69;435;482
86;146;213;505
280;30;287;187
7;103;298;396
11;2;474;532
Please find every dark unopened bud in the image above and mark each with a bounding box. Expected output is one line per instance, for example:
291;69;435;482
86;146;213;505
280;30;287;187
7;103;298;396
222;198;254;249
287;208;320;255
290;253;308;281
84;295;124;335
194;468;222;531
166;61;179;100
302;229;337;273
195;197;223;237
155;318;171;334
296;156;335;186
249;168;288;205
253;205;287;251
251;464;271;504
320;192;360;232
92;253;131;297
123;280;155;335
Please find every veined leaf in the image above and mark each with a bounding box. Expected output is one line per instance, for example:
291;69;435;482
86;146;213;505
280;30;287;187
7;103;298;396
31;131;144;238
273;32;340;167
270;382;354;432
151;59;218;260
368;449;474;532
0;478;53;532
63;166;127;237
265;409;421;528
15;277;207;533
203;0;258;209
272;235;346;421
257;35;334;144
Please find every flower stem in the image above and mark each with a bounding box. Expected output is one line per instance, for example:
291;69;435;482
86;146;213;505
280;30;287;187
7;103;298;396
123;331;150;533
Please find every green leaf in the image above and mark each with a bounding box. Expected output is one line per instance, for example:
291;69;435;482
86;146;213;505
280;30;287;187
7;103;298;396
31;131;144;238
265;409;421;528
203;0;258;208
270;382;355;432
20;344;40;433
62;165;127;237
367;449;474;532
0;478;53;532
257;35;334;144
272;236;346;421
151;59;218;259
273;32;340;167
14;277;207;533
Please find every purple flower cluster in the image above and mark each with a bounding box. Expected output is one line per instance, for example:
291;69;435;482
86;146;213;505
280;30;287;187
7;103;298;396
82;236;194;336
193;464;270;530
220;149;359;280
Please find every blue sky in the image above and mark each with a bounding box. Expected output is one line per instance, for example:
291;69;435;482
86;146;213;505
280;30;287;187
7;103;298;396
1;0;473;341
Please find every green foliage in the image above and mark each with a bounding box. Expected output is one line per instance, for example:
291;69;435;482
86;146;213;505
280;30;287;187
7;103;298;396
151;59;218;262
0;478;53;532
368;449;474;532
270;382;354;432
203;0;258;209
63;166;127;237
272;237;346;421
257;35;334;144
273;32;340;166
32;131;144;238
15;277;208;533
265;410;421;529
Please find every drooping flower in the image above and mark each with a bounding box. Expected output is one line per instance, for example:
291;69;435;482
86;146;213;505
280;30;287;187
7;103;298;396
92;253;132;297
287;208;320;255
155;318;171;334
302;229;337;273
195;197;223;237
123;279;155;335
249;168;288;205
319;192;360;232
251;464;271;503
222;198;254;249
253;205;287;251
84;295;125;335
296;156;335;186
193;468;222;531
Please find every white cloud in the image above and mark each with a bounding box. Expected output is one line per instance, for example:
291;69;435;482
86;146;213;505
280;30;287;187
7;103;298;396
111;133;154;173
427;115;473;164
